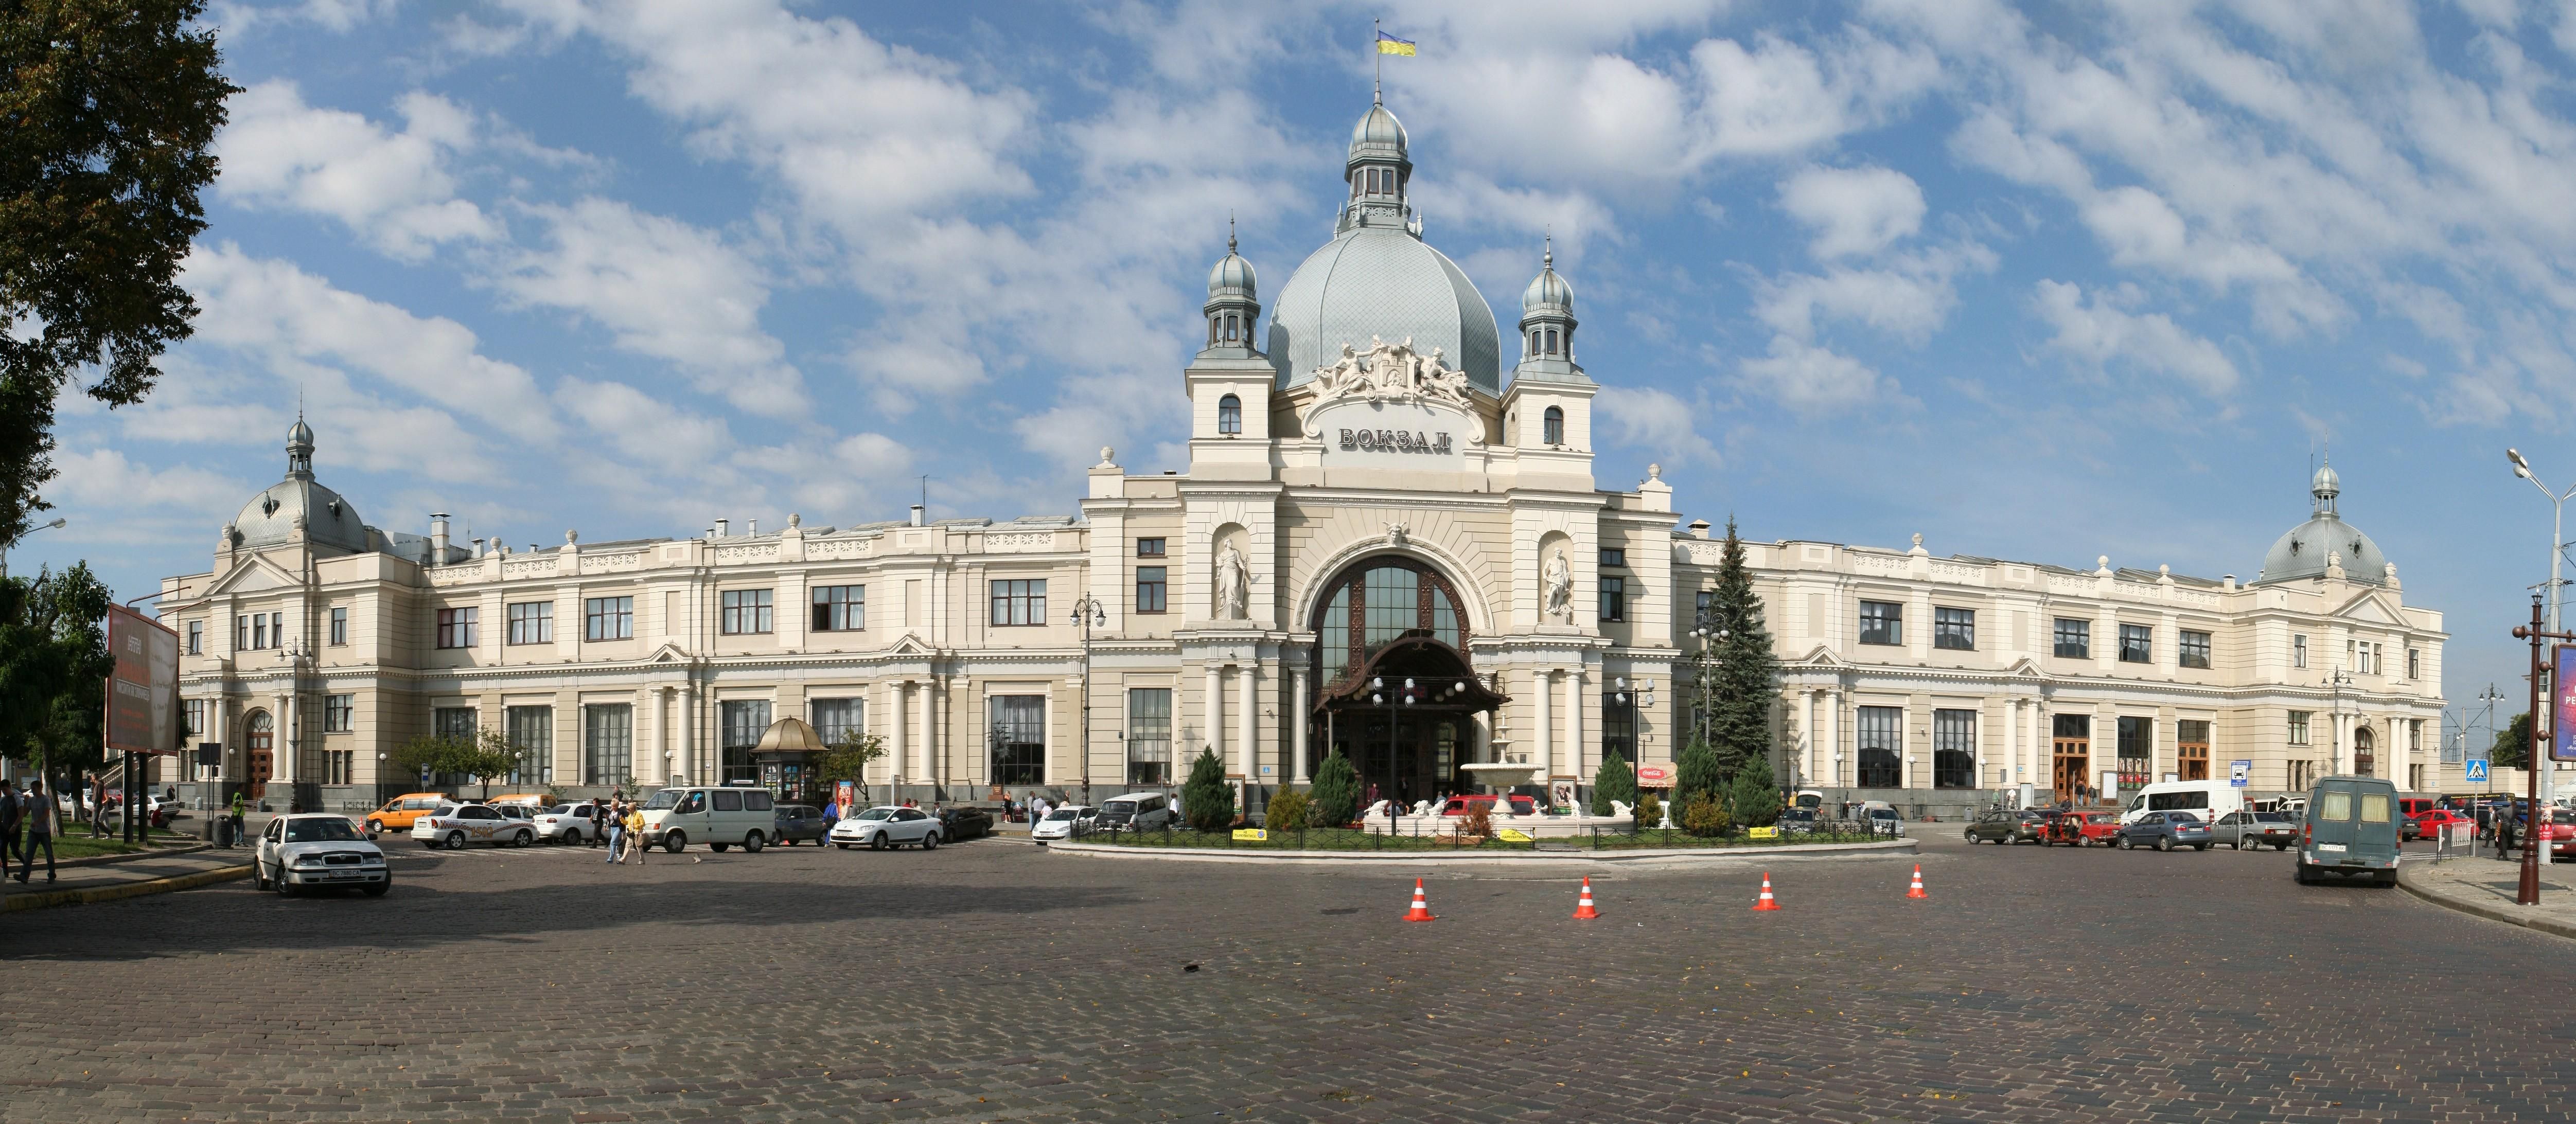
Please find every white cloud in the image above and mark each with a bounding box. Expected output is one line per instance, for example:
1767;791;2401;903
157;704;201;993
1778;165;1925;258
1595;385;1718;467
2031;280;2240;396
1753;241;1996;344
552;377;733;466
215;81;498;259
50;448;248;514
1736;336;1902;413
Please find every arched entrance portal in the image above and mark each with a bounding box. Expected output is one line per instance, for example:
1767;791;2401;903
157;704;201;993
2353;725;2375;778
1307;557;1507;807
243;709;274;800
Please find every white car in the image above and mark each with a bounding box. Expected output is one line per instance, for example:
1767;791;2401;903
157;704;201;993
408;802;535;849
1030;805;1093;844
1862;807;1908;837
829;806;944;850
253;813;390;897
533;803;606;845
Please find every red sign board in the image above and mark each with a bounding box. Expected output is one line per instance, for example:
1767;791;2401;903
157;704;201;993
103;604;181;755
1636;765;1672;787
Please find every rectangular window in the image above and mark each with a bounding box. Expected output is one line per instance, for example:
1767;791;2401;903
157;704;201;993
324;694;353;734
2407;647;2420;680
990;579;1047;627
584;704;632;787
1601;690;1637;764
506;601;552;645
326;749;354;786
720;700;770;784
436;606;478;649
185;699;206;737
2116;716;2153;790
1598;576;1626;623
1135;566;1168;614
585;596;635;641
1136;538;1166;557
2053;617;2089;658
1599;547;1626;568
1932;709;1975;788
989;694;1046;785
2293;633;2308;669
1933;607;1975;651
2359;642;2381;675
1859;600;1903;646
507;705;553;785
426;707;477;788
1695;588;1716;627
2118;623;2152;664
812;698;864;746
720;590;774;635
1856;706;1902;788
329;606;347;646
2179;630;2212;669
1126;688;1172;786
2288;711;2312;745
236;614;249;650
809;586;863;632
185;620;203;655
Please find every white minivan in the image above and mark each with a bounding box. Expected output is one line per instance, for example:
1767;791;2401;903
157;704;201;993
2121;780;2246;827
641;784;777;853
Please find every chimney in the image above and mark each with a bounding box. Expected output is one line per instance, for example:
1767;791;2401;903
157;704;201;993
1688;519;1711;540
747;518;758;536
471;538;486;558
715;518;730;538
909;504;925;527
430;513;450;557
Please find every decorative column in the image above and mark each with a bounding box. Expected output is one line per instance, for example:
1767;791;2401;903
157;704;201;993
1291;666;1311;783
916;679;934;783
1564;669;1584;782
926;676;943;791
679;684;697;784
889;682;909;792
1536;668;1554;776
1825;690;1842;787
273;693;296;788
1206;664;1226;771
1238;664;1258;781
1803;690;1820;788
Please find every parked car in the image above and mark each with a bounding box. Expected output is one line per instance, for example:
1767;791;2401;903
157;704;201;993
2042;810;2123;847
534;803;605;845
2211;810;2299;850
831;805;945;850
936;805;996;841
497;805;537;827
2116;810;2212;851
485;793;551;812
1965;809;2048;844
1095;793;1179;831
1438;794;1538;818
1030;804;1093;844
2406;808;2475;843
1860;807;1907;837
364;792;451;836
641;784;778;853
1775;809;1821;834
2296;776;2401;885
409;803;535;849
253;813;391;897
773;804;828;846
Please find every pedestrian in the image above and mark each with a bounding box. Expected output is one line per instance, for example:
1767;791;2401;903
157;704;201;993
19;780;57;884
621;804;647;865
603;799;625;863
0;783;19;866
227;791;246;848
821;802;839;832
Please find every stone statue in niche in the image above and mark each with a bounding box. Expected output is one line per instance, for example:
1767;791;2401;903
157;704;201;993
1543;547;1573;622
1214;539;1250;620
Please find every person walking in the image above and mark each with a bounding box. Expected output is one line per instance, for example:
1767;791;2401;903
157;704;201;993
0;783;20;866
603;799;626;863
19;781;58;883
227;791;247;848
621;804;647;865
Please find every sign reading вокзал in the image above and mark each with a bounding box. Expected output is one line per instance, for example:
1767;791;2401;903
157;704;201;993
104;603;181;756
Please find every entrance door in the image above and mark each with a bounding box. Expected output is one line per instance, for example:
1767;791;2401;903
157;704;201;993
1329;712;1468;810
244;710;274;800
2051;714;2090;804
2178;720;2210;782
2353;726;2375;778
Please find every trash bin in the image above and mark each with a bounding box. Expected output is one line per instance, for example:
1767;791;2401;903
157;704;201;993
214;816;233;848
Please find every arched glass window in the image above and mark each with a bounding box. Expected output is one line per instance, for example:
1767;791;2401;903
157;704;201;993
1217;394;1242;435
1309;557;1470;691
1542;405;1564;445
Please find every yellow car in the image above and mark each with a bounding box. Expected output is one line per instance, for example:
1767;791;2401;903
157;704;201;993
364;792;451;836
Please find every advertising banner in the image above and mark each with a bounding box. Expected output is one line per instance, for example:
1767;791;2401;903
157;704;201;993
1636;765;1673;788
103;604;181;755
2556;645;2576;762
834;780;855;818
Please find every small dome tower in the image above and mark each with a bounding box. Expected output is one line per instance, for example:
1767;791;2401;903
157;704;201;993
1201;220;1261;356
1513;240;1588;386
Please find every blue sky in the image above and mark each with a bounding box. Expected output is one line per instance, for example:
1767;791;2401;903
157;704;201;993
17;0;2576;741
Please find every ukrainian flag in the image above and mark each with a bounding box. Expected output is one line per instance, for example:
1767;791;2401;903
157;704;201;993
1376;31;1417;56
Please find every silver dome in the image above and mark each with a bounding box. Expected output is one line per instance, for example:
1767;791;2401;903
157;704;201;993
1349;103;1408;164
2254;462;2388;586
1523;249;1573;312
1266;224;1502;392
1207;247;1256;298
231;419;370;555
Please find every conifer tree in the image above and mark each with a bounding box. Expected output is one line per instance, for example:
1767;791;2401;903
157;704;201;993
1181;746;1233;832
1675;735;1725;811
1591;753;1636;816
1707;517;1782;778
1307;748;1360;826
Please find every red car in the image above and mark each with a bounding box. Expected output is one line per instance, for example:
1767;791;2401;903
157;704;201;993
1440;794;1537;816
2409;809;2473;842
2042;810;2122;846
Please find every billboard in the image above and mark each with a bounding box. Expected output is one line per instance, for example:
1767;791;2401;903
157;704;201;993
2557;645;2576;762
104;604;181;756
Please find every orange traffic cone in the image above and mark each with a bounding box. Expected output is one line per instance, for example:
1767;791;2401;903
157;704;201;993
1752;871;1780;911
1571;876;1601;920
1905;863;1929;899
1402;878;1437;922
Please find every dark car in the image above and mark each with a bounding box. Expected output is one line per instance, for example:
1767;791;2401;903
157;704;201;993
1964;808;2048;845
2211;810;2298;851
936;805;996;842
2117;810;2212;851
1776;808;1820;834
772;804;828;846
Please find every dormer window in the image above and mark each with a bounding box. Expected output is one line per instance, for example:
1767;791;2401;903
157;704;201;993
1542;405;1564;445
1218;394;1243;436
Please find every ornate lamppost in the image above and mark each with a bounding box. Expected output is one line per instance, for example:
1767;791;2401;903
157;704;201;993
1070;593;1107;807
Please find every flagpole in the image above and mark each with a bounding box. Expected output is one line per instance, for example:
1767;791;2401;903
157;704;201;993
1373;17;1382;103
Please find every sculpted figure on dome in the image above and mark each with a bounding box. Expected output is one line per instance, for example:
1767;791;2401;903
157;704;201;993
1313;343;1364;398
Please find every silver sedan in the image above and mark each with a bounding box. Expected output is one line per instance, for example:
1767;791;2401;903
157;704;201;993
828;806;943;850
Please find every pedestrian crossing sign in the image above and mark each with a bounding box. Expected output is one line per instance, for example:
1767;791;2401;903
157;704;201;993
2467;759;2491;783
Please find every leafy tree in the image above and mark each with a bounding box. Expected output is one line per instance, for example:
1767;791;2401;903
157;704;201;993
1674;736;1725;811
1180;746;1233;832
1728;759;1782;829
0;564;112;786
1636;792;1664;829
2;1;236;548
1680;792;1731;837
1263;788;1309;832
393;730;524;799
2493;711;2533;770
811;728;888;806
1307;749;1360;827
1590;752;1635;816
1705;518;1781;776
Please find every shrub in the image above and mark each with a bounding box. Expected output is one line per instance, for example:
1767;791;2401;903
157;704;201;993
1591;753;1636;816
1729;760;1782;828
1635;792;1664;829
1308;749;1361;827
1681;792;1732;837
1181;746;1234;832
1457;799;1494;839
1264;789;1310;833
1675;736;1725;811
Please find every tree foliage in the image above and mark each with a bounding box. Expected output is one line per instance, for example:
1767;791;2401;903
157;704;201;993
1674;736;1725;811
1705;517;1782;777
0;564;112;778
1680;792;1732;837
1307;749;1360;827
1728;759;1782;828
1263;788;1309;832
1181;745;1233;832
392;729;525;798
2493;711;2534;770
811;728;888;805
1;1;236;547
1591;752;1635;816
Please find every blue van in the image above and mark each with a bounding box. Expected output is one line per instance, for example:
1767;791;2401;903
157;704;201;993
2293;776;2401;886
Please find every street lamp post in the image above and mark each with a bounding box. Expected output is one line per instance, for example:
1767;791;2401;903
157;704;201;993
0;515;68;580
2508;448;2576;806
1069;594;1107;808
2324;666;2355;778
2510;595;2575;904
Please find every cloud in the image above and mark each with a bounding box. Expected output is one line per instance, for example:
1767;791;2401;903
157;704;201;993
1752;241;1996;345
1736;336;1902;413
2031;280;2240;396
1778;165;1925;258
50;448;248;515
215;81;498;259
1595;385;1718;467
